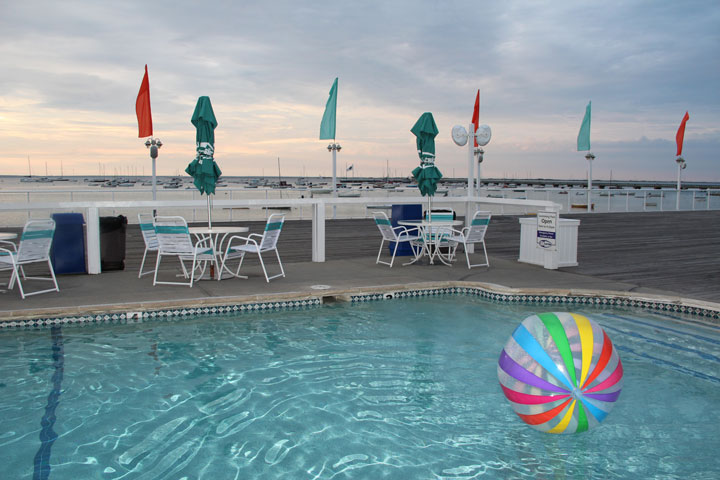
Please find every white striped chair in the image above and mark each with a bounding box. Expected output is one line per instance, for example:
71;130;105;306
152;216;214;287
137;213;159;278
373;211;421;267
447;210;492;268
0;219;59;299
219;214;286;282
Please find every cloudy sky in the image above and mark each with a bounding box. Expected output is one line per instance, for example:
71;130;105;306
1;0;718;181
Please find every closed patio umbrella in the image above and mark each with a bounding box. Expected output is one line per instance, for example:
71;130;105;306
411;112;442;213
185;96;222;227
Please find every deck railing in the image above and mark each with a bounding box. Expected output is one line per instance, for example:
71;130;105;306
0;196;561;273
2;186;717;224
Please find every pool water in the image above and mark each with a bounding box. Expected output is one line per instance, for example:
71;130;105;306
1;296;719;479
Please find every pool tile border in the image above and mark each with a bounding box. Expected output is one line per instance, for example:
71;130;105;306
0;298;322;329
2;285;718;330
350;287;720;323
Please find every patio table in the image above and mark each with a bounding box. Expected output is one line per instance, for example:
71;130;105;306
398;219;463;265
188;226;249;279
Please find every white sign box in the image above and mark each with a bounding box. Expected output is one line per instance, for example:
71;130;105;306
536;212;558;251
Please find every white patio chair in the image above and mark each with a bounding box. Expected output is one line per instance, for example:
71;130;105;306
0;219;59;299
447;210;492;268
373;211;422;267
219;214;286;282
152;216;214;287
137;213;159;278
423;209;455;264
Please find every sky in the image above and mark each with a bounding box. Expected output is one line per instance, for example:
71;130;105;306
1;0;719;182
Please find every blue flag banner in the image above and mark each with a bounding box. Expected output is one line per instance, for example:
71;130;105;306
319;77;338;140
577;101;591;151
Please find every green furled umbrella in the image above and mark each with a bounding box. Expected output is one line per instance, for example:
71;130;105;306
411;112;442;199
185;96;222;227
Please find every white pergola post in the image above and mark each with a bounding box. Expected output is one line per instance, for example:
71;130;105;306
86;206;101;274
312;200;326;262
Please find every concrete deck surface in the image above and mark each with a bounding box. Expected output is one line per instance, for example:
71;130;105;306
2;210;719;322
2;253;717;323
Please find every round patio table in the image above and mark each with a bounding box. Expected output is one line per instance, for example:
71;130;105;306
398;219;463;265
188;226;249;279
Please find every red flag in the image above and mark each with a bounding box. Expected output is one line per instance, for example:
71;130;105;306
471;90;480;147
676;111;689;156
136;65;153;138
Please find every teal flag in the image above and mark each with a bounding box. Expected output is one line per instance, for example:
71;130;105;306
577;101;591;151
319;77;338;140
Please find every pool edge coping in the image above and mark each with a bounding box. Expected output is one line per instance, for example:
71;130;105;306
1;281;718;328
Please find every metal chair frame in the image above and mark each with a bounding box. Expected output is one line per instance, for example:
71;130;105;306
373;211;422;267
0;219;59;299
447;210;492;268
219;214;286;282
152;216;214;287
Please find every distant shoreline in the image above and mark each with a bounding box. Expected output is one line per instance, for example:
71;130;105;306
1;174;718;190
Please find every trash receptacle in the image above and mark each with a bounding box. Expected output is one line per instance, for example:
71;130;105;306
51;213;86;274
100;215;127;271
390;204;422;256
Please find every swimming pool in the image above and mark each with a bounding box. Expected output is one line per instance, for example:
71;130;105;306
1;295;718;479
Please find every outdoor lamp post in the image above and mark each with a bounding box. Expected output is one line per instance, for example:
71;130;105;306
585;152;595;213
145;137;162;215
327;142;341;218
451;124;491;197
675;156;686;211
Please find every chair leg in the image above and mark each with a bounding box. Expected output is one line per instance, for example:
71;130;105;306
138;247;149;278
179;258;190;278
257;248;285;282
10;266;25;299
188;255;196;286
8;266;18;289
273;248;285;279
47;259;59;293
467;241;490;269
257;252;270;282
234;252;247;277
153;253;162;285
389;241;400;267
376;239;386;265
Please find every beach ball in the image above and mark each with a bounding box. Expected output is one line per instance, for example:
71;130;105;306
497;312;623;434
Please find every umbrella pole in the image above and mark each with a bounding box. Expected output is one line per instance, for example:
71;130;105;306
207;195;212;229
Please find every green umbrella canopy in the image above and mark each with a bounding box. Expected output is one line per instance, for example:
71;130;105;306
411;112;443;197
185;96;222;195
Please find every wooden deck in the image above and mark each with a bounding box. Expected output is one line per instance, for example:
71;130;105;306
480;211;720;303
7;210;719;303
126;210;719;303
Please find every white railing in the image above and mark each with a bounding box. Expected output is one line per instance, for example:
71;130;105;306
482;187;719;213
2;186;717;224
0;196;561;273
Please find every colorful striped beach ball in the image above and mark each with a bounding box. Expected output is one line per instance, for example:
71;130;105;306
497;312;623;434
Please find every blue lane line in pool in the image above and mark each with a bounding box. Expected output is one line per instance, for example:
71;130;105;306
603;313;720;346
32;326;64;480
601;323;720;364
